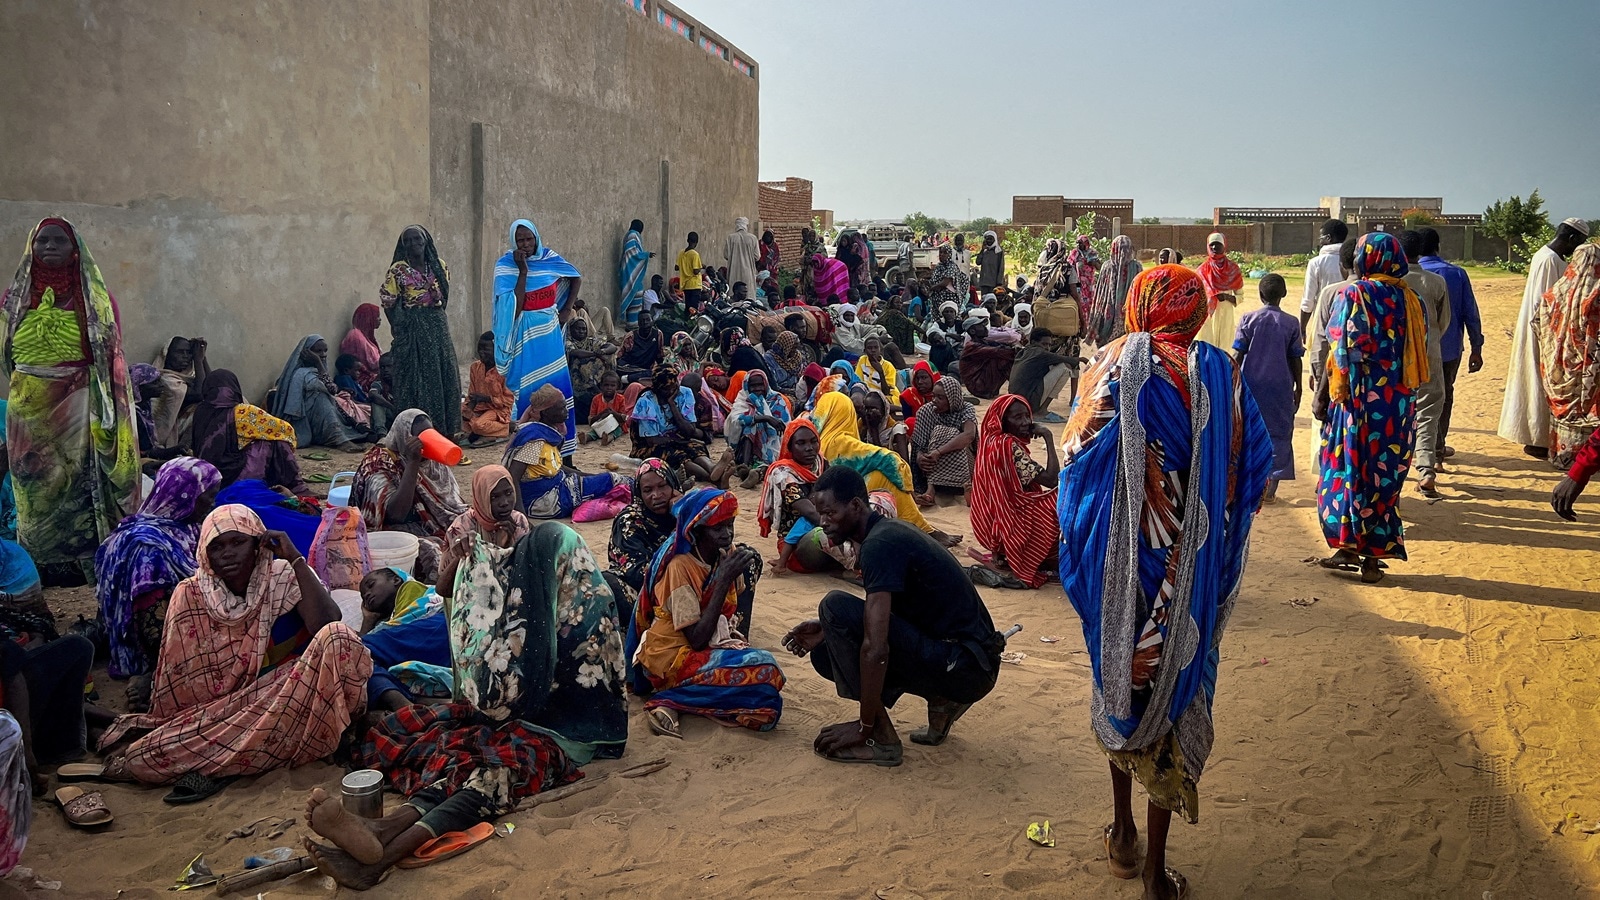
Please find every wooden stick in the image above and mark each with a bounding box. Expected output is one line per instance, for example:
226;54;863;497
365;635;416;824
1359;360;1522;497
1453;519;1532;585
214;857;314;895
524;774;608;807
618;759;669;778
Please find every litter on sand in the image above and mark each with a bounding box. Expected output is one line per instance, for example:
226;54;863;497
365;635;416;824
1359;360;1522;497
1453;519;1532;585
1039;635;1062;643
1026;821;1054;847
1000;651;1027;665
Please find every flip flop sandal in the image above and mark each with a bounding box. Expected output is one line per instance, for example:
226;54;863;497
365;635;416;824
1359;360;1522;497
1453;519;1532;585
456;457;473;467
1164;867;1189;899
1360;565;1386;584
1103;824;1140;879
56;786;113;828
966;565;1026;590
304;473;333;484
909;701;972;746
303;451;333;461
646;707;682;739
164;772;235;805
395;821;496;869
1317;553;1360;571
817;740;902;767
56;763;135;784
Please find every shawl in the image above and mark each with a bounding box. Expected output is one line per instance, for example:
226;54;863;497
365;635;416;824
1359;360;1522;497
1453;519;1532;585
1196;233;1244;313
606;459;680;589
1536;242;1600;424
1058;267;1271;775
341;303;382;373
813;391;912;492
1;216;140;511
629;385;697;439
1068;235;1100;293
130;363;160;447
94;457;222;678
618;226;650;324
970;396;1057;588
812;254;851;301
492;219;581;445
758;418;824;537
1036;245;1076;301
901;360;940;415
1326;233;1430;404
269;335;331;420
355;409;467;535
191;369;296;484
770;331;804;374
494;218;579;306
1096;235;1142;344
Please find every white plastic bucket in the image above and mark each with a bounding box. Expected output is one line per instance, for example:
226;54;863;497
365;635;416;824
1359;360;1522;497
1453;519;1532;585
330;589;364;631
327;471;357;508
592;413;622;441
367;531;420;577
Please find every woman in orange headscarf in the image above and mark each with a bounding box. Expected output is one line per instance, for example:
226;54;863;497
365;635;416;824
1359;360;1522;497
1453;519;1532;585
1194;232;1244;351
340;303;383;389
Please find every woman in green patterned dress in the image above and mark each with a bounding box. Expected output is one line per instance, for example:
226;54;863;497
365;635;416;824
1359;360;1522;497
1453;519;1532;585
380;225;461;436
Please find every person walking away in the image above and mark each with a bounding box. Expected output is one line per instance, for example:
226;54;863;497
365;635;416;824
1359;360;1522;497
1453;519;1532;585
1096;235;1142;346
1498;218;1590;459
618;219;653;327
1194;233;1243;351
676;234;706;315
1533;242;1600;466
1312;234;1430;583
782;466;1004;767
976;230;1005;295
1233;274;1303;501
1399;230;1451;497
1;218;140;586
724;218;759;292
1058;264;1271;900
1068;235;1102;339
1417;227;1484;459
493;218;584;455
1305;237;1360;398
1299;219;1350;338
380;225;460;437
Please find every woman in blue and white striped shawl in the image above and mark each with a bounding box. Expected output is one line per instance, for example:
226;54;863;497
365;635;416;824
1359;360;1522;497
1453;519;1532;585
493;218;582;456
617;219;651;327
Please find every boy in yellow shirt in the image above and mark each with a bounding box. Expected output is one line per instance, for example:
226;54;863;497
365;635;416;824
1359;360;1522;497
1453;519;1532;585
676;232;705;314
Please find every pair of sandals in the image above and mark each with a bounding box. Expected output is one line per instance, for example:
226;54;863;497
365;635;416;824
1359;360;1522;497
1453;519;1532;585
1318;550;1386;584
1104;824;1189;898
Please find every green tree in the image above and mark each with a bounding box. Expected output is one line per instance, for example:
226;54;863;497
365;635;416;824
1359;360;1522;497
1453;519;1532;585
1136;216;1162;225
1481;190;1551;261
959;216;999;234
904;211;951;237
1401;208;1438;228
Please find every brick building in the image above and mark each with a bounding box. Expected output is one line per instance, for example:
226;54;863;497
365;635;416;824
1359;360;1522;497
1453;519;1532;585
758;177;818;273
1012;195;1135;237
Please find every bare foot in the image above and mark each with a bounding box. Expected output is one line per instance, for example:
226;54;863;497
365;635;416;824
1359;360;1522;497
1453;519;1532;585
1106;821;1140;879
307;787;384;864
933;530;962;548
306;838;387;891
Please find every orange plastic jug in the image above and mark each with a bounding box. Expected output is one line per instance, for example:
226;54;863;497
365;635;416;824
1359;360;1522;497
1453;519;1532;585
418;428;462;466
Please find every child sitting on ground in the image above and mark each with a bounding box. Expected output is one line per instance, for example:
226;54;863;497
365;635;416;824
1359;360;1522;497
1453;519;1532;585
583;370;628;445
334;354;369;402
462;331;515;446
1232;273;1302;501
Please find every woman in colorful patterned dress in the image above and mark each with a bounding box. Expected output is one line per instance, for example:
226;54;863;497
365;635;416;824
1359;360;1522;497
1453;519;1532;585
1534;242;1600;463
970;394;1059;589
1;217;141;585
1312;232;1431;583
494;218;583;455
1058;264;1271;900
627;488;783;738
380;225;461;436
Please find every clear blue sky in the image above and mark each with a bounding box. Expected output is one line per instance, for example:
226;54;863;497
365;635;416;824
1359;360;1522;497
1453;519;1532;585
677;0;1599;223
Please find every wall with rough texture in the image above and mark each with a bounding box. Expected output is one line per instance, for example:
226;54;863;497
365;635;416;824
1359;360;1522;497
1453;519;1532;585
428;0;760;356
758;178;814;274
0;0;431;396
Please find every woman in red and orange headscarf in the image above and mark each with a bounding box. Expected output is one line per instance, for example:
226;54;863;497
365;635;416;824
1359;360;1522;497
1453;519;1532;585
1194;232;1244;351
1;217;140;584
340;303;383;389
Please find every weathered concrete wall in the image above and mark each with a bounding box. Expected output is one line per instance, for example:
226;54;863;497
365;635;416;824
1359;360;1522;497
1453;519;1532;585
0;0;431;396
428;0;760;356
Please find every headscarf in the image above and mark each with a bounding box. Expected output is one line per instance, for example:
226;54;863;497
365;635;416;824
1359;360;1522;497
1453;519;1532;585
1326;233;1430;403
734;217;749;232
188;504;274;622
671;331;699;370
1537;243;1600;425
727;368;790;458
492;218;581;359
524;384;566;419
360;409;468;534
1196;232;1243;312
923;374;972;430
1012;302;1034;339
770;331;803;373
130;363;161;444
970;395;1057;588
813;391;912;492
94;457;222;678
268;334;331;419
902;360;940;416
390;225;450;306
1115;264;1208;390
341;303;383;373
448;463;529;556
470;465;515;530
1098;235;1141;344
190;369;294;484
757;418;824;537
983;230;1000;253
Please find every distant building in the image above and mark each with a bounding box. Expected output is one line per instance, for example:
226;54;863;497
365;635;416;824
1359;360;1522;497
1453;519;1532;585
759;178;829;270
1321;196;1443;223
1214;207;1329;225
1012;195;1135;237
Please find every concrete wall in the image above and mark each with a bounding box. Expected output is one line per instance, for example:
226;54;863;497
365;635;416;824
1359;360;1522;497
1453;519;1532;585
0;0;431;396
428;0;759;357
758;178;813;274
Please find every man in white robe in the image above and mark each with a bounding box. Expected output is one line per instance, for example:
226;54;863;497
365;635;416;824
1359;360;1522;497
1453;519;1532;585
723;217;759;293
1498;218;1591;458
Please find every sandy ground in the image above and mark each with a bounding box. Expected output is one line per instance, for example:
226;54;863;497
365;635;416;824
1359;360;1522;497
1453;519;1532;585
13;269;1600;898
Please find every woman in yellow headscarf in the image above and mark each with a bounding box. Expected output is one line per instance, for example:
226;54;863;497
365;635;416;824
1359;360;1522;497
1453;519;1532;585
812;392;959;547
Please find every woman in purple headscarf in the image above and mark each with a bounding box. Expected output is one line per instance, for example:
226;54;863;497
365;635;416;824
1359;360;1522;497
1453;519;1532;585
93;458;221;708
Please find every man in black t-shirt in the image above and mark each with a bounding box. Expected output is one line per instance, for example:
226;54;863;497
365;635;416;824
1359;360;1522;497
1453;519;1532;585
782;467;1002;767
